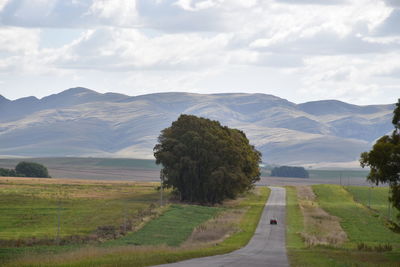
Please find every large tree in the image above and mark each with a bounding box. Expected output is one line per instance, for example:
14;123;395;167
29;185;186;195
154;114;261;204
360;99;400;218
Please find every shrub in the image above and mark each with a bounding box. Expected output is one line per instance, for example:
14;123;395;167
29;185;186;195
15;161;51;178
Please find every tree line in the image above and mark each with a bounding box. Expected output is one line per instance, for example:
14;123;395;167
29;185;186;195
271;166;309;178
0;161;51;178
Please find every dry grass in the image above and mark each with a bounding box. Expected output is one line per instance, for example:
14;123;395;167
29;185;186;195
181;191;258;247
183;208;247;247
0;177;159;199
0;177;157;186
7;245;174;266
296;185;347;246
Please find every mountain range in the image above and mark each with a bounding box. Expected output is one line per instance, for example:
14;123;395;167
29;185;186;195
0;87;394;167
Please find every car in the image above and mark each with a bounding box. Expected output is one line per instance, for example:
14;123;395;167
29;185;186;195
270;219;277;225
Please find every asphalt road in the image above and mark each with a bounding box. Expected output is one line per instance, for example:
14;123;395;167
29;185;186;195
155;186;289;267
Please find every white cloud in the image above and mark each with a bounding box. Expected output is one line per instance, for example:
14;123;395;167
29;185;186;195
0;0;399;105
0;27;40;53
86;0;139;26
50;28;232;71
0;0;9;11
275;0;348;5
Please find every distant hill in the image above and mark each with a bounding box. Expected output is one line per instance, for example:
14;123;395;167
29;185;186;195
0;87;394;166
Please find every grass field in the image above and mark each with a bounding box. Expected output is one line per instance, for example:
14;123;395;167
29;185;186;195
313;184;400;247
109;204;222;247
1;179;269;267
286;185;400;266
346;186;400;221
308;169;369;179
0;177;160;240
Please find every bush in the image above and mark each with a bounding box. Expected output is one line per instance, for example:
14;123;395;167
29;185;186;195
0;168;18;177
15;161;51;178
271;166;309;178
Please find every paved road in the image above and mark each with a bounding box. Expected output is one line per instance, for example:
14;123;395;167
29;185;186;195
156;187;289;267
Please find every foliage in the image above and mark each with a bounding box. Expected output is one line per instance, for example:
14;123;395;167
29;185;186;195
360;99;400;218
271;166;309;178
15;162;51;178
0;168;18;177
154;114;261;204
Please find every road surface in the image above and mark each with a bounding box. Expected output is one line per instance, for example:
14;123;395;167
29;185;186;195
155;186;289;267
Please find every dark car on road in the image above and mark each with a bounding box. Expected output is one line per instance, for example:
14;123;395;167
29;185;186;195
270;219;277;225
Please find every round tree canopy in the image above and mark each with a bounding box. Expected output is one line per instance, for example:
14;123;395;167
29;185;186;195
154;114;261;204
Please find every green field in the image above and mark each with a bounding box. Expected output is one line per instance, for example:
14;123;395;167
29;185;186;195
262;167;369;180
346;186;400;221
0;178;160;240
0;178;270;267
308;169;369;179
314;185;400;247
286;185;400;266
110;204;222;246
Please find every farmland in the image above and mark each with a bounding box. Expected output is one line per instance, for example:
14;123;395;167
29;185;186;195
346;186;399;221
0;158;160;181
0;177;269;266
286;185;400;266
0;177;161;241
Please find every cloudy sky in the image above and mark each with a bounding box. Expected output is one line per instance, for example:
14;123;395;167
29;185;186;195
0;0;399;104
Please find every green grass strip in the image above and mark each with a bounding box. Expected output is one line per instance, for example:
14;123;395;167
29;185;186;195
313;185;400;247
110;204;222;246
286;185;400;267
345;186;400;221
286;186;304;250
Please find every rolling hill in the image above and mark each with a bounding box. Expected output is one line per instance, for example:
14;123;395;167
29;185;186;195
0;87;394;166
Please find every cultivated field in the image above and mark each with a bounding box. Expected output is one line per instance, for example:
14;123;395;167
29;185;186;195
0;177;160;241
0;158;160;181
0;177;269;266
287;184;400;266
0;157;370;183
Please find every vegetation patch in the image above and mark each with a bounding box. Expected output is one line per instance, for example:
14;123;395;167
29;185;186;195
271;166;309;178
0;178;160;242
0;162;50;178
3;187;269;266
345;186;400;222
296;186;347;246
313;184;400;247
109;204;222;247
286;185;400;267
154;114;262;204
308;169;369;179
183;207;245;246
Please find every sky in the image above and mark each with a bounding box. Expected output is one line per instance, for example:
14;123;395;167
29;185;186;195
0;0;399;105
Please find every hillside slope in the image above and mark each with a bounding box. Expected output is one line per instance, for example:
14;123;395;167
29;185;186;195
0;88;394;165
